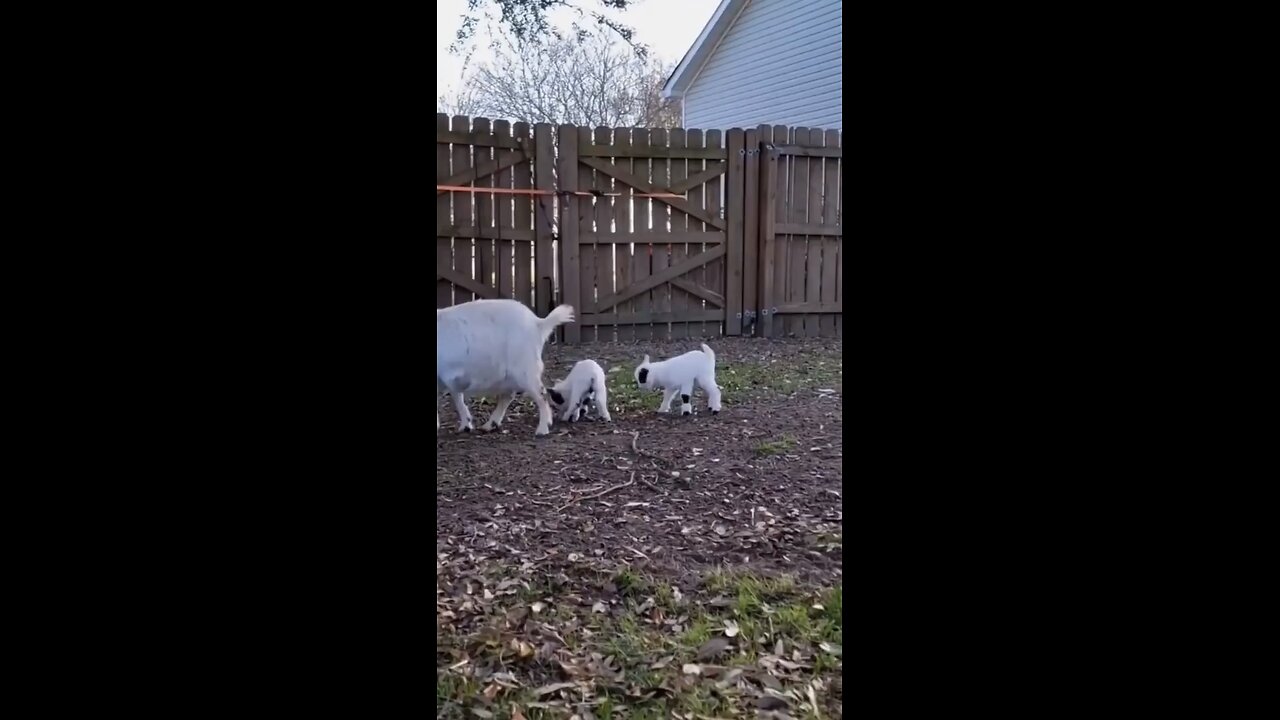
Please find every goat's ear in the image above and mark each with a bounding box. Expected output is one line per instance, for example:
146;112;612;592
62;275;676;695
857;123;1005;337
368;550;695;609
642;354;650;364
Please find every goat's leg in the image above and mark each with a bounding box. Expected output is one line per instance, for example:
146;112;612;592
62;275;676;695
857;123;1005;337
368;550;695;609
700;374;722;414
560;389;582;423
679;383;695;416
532;390;554;436
451;392;473;432
481;394;516;431
658;387;678;413
594;384;612;422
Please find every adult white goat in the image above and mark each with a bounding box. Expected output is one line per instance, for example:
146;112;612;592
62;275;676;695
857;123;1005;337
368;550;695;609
436;299;575;436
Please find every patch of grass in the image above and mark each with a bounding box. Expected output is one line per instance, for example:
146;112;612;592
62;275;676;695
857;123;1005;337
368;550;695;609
703;568;734;593
680;615;716;648
717;359;843;400
438;566;841;719
601;369;651;415
613;567;645;597
754;435;797;457
653;581;675;608
774;603;813;638
607;614;655;662
435;672;478;716
681;686;730;716
822;585;842;625
705;568;796;598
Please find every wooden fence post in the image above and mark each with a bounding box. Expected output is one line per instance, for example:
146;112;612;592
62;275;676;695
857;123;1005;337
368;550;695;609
758;135;778;339
742;128;760;334
557;124;582;344
725;128;745;335
533;123;556;318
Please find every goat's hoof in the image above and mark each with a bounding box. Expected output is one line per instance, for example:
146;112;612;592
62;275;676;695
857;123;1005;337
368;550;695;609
480;422;498;432
682;410;691;416
458;424;473;433
712;410;720;415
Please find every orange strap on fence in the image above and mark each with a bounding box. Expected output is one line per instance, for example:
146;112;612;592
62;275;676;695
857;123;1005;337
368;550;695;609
436;184;684;199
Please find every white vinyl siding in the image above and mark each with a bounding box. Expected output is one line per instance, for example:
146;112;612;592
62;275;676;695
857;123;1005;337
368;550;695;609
683;0;842;131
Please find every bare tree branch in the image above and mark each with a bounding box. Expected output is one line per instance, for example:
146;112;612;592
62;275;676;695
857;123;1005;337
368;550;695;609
451;0;648;58
440;33;680;128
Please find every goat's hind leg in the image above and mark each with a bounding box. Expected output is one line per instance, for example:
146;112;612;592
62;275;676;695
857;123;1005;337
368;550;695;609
678;383;694;416
593;383;612;422
451;392;473;432
481;394;517;431
521;364;554;436
700;373;722;414
532;391;554;436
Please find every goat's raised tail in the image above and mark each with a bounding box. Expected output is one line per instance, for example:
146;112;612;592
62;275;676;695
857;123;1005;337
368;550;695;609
538;304;576;343
700;343;716;365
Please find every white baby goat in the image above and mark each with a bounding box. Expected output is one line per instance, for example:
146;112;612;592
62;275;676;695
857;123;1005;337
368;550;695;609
436;299;575;436
548;359;611;423
633;343;723;416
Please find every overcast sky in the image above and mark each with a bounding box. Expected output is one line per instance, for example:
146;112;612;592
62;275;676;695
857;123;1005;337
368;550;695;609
436;0;720;97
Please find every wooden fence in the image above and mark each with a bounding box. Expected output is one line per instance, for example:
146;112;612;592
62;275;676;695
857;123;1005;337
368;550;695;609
436;114;842;342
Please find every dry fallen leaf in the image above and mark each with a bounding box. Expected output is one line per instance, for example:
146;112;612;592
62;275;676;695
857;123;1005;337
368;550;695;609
696;637;732;661
757;696;789;711
471;709;494;719
650;655;674;670
682;663;702;675
757;672;783;691
511;706;527;720
819;642;842;656
534;681;577;696
715;668;743;689
531;601;546;614
723;620;740;637
592;601;607;613
483;683;501;701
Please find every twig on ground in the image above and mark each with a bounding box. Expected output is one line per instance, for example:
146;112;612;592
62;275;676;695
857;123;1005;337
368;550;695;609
557;472;635;511
638;475;659;490
631;431;666;465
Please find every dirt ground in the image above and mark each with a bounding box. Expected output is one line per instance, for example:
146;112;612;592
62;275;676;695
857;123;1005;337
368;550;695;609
437;337;843;719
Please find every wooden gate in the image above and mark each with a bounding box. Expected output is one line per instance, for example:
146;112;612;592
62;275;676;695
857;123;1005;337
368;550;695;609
436;115;841;343
556;126;744;343
436;116;556;316
748;125;843;338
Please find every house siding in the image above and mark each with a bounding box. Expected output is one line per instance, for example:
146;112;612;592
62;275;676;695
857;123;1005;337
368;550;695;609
683;0;842;131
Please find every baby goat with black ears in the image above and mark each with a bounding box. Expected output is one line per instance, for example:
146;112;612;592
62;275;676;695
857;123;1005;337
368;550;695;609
548;359;611;423
633;343;723;416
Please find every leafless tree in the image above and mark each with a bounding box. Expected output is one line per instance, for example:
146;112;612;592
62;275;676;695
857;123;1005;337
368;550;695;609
452;0;645;57
437;33;680;128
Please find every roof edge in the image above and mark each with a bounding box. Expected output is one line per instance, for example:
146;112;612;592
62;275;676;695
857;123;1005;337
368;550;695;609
660;0;748;99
